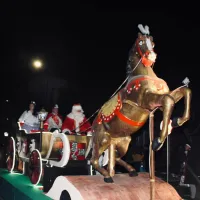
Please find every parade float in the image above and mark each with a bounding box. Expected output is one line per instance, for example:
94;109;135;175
0;24;191;200
6;109;91;185
1;108;92;199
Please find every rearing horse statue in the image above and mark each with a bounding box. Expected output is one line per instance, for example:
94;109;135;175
90;24;191;183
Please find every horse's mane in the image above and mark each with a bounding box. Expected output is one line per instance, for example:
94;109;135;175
126;24;150;76
126;44;135;76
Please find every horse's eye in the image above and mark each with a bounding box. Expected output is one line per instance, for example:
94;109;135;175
139;41;143;45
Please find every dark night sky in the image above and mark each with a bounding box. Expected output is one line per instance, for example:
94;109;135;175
1;2;200;133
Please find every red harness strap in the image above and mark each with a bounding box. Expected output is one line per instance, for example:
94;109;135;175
115;109;145;127
136;38;155;67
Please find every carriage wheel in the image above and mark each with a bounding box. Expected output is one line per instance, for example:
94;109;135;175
7;137;16;173
29;149;42;185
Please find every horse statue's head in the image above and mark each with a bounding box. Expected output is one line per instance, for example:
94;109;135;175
127;24;157;75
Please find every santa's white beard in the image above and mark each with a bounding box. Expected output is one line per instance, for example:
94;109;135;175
73;112;84;132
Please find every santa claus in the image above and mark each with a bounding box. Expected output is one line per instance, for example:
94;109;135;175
62;104;92;136
44;104;63;132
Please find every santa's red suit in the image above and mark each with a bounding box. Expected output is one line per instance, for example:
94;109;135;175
61;104;92;136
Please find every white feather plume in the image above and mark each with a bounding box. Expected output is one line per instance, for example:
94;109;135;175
138;24;147;34
145;25;150;35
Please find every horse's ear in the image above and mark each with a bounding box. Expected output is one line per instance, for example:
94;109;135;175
138;32;143;38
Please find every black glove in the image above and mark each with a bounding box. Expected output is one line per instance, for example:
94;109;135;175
65;131;70;135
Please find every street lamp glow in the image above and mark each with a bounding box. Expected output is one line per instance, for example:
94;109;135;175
33;60;42;69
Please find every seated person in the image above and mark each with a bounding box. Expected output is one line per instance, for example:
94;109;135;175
62;104;92;136
44;104;62;132
18;101;40;133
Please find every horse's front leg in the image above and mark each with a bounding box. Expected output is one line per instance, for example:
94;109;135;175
170;87;192;127
153;94;175;150
91;132;113;183
153;94;175;151
142;93;175;151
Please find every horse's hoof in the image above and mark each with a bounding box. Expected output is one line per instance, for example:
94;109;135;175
129;170;138;177
152;137;163;151
104;177;114;183
172;117;179;127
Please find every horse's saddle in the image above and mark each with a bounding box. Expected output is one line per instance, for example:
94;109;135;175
97;92;122;124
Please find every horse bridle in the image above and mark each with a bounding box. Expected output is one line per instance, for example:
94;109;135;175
135;36;156;67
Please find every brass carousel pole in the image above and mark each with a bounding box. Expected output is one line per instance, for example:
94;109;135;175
39;120;44;152
166;135;170;183
149;109;157;181
149;109;157;200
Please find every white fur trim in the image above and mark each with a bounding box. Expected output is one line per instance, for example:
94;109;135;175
62;129;71;134
67;113;74;119
75;122;80;133
72;105;83;112
67;113;85;120
87;131;92;136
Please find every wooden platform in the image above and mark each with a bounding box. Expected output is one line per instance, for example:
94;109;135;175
46;173;182;200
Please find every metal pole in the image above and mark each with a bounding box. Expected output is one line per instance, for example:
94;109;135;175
39;121;43;152
149;110;158;200
167;135;169;183
167;135;171;183
149;112;155;181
